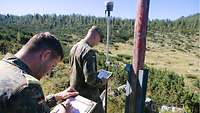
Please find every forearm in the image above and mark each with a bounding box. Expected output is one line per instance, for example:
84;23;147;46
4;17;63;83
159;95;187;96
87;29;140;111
45;88;78;108
83;50;105;88
85;74;104;88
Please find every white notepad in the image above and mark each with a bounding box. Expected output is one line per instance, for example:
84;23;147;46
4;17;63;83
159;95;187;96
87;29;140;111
68;95;97;113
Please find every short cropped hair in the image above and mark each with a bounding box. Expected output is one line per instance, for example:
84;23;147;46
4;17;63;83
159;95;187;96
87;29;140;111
90;26;104;42
25;32;64;60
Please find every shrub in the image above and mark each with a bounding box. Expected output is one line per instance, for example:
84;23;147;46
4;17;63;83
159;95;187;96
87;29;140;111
193;79;200;88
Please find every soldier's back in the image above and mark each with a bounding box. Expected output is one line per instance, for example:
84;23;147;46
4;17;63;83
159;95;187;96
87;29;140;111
0;59;47;113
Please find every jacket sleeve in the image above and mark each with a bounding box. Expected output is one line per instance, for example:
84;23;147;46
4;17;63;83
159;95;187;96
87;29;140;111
9;84;51;113
45;94;57;108
82;50;103;88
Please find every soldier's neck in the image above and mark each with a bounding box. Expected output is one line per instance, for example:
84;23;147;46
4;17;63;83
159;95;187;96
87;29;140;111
15;49;37;77
84;38;95;47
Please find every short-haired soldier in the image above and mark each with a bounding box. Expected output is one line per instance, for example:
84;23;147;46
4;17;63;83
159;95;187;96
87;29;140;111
0;32;78;113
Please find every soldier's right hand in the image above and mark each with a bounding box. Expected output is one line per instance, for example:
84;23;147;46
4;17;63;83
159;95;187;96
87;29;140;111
101;78;108;85
50;99;72;113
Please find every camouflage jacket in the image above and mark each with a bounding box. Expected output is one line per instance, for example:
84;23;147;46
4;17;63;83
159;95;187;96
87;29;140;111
69;40;104;102
0;54;57;113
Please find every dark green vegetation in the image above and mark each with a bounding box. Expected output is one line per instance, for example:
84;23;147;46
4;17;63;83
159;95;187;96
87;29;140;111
147;68;199;112
0;13;199;113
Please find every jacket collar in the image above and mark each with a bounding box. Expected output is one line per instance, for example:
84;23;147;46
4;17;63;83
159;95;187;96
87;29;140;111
2;53;33;75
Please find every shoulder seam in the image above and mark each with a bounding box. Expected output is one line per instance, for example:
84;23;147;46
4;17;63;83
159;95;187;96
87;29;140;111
23;74;40;85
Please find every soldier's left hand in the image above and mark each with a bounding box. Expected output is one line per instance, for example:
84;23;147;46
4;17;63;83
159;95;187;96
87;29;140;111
54;87;79;101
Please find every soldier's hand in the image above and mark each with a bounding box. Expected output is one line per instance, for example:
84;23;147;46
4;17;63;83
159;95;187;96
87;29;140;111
101;78;108;85
62;99;72;113
54;87;79;101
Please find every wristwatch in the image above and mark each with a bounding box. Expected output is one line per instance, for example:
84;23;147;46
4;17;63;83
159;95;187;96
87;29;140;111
46;94;57;107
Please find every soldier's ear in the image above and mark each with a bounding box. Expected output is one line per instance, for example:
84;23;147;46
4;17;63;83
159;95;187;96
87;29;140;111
41;49;51;61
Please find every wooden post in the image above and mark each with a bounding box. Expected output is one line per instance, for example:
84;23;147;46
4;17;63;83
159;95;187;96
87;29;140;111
133;0;150;112
133;0;150;73
125;0;150;113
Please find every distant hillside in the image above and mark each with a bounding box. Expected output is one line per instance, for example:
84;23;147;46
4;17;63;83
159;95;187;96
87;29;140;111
0;13;199;49
147;13;199;53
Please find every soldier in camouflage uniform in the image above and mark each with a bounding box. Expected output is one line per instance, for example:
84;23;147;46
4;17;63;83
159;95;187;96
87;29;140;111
0;32;78;113
70;26;107;113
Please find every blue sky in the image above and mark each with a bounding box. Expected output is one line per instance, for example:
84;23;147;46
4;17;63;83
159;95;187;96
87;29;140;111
0;0;199;20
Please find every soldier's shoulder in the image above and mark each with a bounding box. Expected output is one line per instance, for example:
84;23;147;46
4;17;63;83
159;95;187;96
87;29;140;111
77;40;91;49
20;74;43;99
23;73;40;86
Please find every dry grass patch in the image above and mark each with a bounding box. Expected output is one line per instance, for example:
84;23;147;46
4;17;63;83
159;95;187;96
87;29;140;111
97;43;200;77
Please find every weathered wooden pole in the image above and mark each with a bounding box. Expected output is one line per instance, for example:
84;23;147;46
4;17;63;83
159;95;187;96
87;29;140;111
125;0;150;113
133;0;150;73
133;0;150;112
